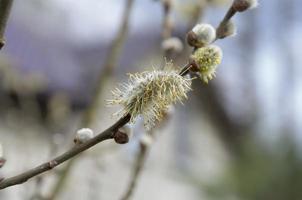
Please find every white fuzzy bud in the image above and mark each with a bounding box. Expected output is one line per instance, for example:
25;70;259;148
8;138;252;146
161;37;183;54
232;0;258;12
187;24;216;47
74;128;94;144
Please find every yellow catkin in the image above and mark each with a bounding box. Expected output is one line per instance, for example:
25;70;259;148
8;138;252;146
191;45;223;83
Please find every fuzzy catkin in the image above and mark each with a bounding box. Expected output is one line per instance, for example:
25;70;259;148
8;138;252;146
191;45;223;83
108;69;192;129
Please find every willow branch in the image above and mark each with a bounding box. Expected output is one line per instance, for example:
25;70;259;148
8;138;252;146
0;57;189;191
0;114;131;190
0;0;13;50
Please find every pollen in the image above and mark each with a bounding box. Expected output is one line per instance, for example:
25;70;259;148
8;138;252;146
191;45;223;83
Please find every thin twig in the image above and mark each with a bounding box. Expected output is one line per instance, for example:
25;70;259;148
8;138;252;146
120;133;151;200
47;0;135;198
0;114;131;190
0;0;13;50
82;0;135;126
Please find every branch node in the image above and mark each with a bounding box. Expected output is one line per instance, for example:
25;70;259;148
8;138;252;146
48;160;58;169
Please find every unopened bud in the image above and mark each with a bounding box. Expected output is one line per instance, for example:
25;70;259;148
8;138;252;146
74;128;94;144
161;37;183;54
187;24;216;48
216;21;236;39
232;0;258;12
114;130;129;144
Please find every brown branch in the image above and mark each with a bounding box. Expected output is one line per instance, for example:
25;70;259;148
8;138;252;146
0;114;131;190
0;0;13;50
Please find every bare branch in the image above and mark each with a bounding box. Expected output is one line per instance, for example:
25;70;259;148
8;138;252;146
0;114;131;190
120;136;150;200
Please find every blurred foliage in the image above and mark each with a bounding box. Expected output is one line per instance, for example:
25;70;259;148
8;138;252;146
199;136;302;200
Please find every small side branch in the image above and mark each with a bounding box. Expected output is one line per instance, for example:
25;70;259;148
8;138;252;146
121;139;149;200
0;0;13;50
0;114;131;190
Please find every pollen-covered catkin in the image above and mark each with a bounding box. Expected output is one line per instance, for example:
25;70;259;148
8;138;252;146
108;69;192;129
191;45;223;83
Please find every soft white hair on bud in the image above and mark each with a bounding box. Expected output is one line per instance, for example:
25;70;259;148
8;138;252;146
119;124;133;139
74;128;94;144
140;134;153;147
192;23;216;46
161;37;183;53
233;0;258;12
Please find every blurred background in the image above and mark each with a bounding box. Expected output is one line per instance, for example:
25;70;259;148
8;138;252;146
0;0;302;199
